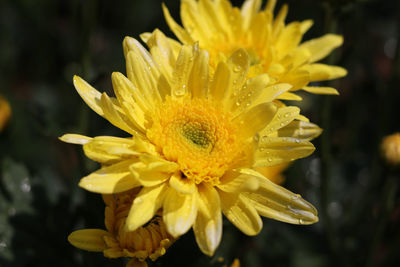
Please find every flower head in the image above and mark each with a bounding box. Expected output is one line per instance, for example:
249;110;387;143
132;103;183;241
61;36;319;256
68;188;175;267
0;95;11;132
381;133;400;165
161;0;347;99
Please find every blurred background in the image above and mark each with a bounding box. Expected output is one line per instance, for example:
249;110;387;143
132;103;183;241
1;0;400;266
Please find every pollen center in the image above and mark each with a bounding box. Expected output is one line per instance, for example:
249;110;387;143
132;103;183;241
147;97;243;185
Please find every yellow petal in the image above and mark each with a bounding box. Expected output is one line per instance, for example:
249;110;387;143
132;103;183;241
254;137;315;167
130;156;178;187
281;70;310;91
162;3;194;45
218;170;259;193
169;173;196;194
241;0;262;30
79;160;140;194
272;4;288;37
68;229;109;252
126;183;168;232
100;93;138;135
198;0;226;35
233;102;277;139
299;19;313;34
260;106;300;136
73;75;104;116
143;29;177;81
277;91;303;101
278;120;323;140
302;86;339;95
229;74;270;116
226;49;250;99
209;61;231;102
124;38;162;105
163;187;198;237
265;0;277;13
111;72;151;131
189;49;209;98
243;170;318;224
171;45;194;99
275;22;302;59
83;136;145;164
299;34;343;62
193;184;222;256
255;83;293;104
181;0;213;44
296;114;310;122
301;64;347;82
219;191;262;236
59;134;92;145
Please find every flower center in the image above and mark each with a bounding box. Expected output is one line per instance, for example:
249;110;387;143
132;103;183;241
147;97;243;185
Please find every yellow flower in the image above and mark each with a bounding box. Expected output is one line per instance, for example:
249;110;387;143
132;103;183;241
68;188;175;267
161;0;347;99
224;258;240;267
0;95;11;132
61;37;318;256
381;133;400;165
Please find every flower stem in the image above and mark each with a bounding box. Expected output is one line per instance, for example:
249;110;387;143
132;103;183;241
320;1;341;264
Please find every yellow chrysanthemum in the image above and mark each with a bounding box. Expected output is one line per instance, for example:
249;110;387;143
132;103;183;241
68;188;175;267
0;95;11;132
61;36;319;256
161;0;347;99
381;133;400;165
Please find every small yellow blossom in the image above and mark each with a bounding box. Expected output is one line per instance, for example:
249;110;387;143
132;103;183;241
0;95;11;132
224;258;240;267
62;36;319;256
381;133;400;165
68;188;175;267
161;0;347;100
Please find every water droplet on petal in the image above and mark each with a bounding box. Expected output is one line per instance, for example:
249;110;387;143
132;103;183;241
234;66;241;72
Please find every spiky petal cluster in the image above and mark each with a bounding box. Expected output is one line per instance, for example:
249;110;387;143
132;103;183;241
68;189;175;267
161;0;347;100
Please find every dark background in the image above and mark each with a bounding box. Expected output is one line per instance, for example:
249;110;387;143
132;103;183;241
1;0;400;266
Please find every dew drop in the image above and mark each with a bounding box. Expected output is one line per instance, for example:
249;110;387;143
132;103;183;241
295;139;300;143
267;158;272;162
235;101;241;106
246;101;251;107
298;219;305;225
284;112;290;118
234;66;241;72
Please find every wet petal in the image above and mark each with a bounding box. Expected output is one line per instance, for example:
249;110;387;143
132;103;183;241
79;160;140;194
243;169;318;224
126;183;168;231
254;137;315;167
163;187;198;237
303;86;339;95
299;34;343;62
233;102;277;139
59;134;92;145
193;184;222;256
68;229;109;252
278;120;323;140
219;191;262;236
